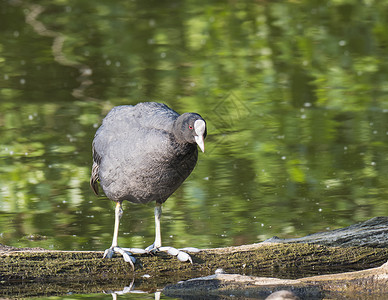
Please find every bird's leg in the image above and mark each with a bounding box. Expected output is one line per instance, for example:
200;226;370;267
103;201;139;270
145;203;200;263
145;203;162;252
112;201;122;248
154;203;162;249
103;201;122;258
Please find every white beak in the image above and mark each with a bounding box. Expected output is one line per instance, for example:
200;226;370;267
195;135;205;152
194;119;206;153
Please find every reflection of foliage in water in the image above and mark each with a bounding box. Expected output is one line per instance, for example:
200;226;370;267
1;0;388;251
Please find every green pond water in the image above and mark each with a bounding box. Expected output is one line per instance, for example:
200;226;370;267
2;0;388;298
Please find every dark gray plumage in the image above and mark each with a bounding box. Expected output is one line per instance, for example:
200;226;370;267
90;102;207;264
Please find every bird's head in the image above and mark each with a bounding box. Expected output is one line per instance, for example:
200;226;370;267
174;113;207;152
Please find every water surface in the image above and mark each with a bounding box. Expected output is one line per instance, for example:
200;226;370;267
1;0;388;298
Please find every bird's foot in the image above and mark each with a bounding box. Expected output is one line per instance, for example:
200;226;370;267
103;246;145;270
144;242;158;254
145;244;200;264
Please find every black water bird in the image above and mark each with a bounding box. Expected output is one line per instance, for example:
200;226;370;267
90;102;206;266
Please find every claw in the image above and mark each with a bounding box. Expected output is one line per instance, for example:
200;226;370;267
121;247;147;254
103;247;115;259
159;246;179;256
122;252;136;270
114;247;135;270
177;251;193;263
157;246;193;264
167;247;180;256
103;246;136;270
179;247;201;253
145;243;158;253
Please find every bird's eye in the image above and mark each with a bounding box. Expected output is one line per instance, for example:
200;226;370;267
189;125;193;130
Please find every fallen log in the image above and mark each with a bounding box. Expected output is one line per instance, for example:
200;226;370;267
264;216;388;248
1;217;388;298
164;260;388;299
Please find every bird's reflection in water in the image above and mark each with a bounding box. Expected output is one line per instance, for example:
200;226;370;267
105;279;162;300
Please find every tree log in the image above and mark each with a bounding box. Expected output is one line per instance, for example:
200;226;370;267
1;217;388;298
164;261;388;299
264;216;388;248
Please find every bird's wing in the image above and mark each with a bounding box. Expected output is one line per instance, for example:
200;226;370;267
90;139;101;195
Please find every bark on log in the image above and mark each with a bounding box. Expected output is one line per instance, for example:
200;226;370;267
264;216;388;248
1;217;388;298
164;261;388;299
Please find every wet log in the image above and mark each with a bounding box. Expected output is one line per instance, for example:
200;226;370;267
264;216;388;248
1;217;388;298
163;261;388;299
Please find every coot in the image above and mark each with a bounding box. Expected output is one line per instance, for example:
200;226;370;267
90;102;206;265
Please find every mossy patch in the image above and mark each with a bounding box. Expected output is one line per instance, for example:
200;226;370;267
1;243;388;298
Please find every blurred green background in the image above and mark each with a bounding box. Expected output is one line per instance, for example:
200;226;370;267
1;0;388;253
